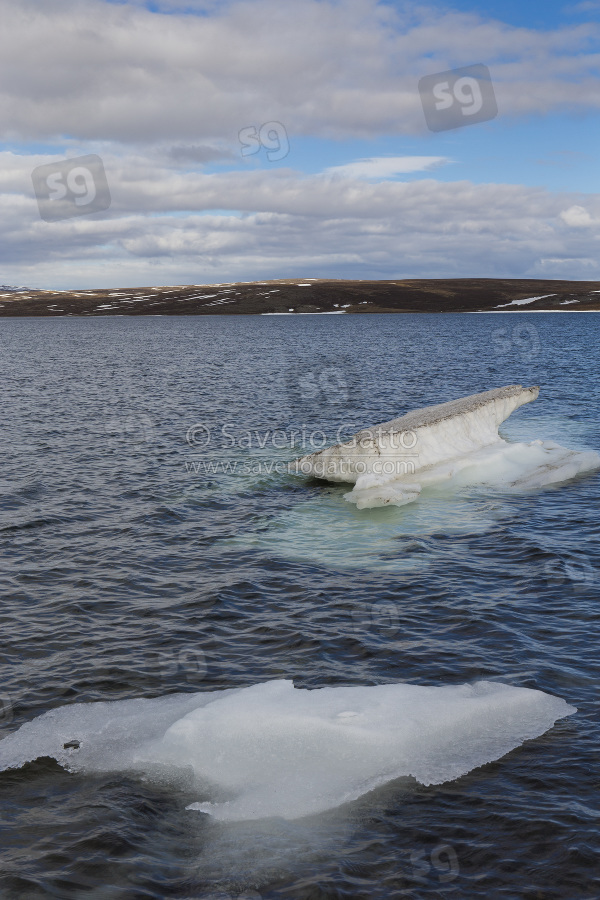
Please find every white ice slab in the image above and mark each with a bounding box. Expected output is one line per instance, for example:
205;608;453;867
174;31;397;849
292;386;600;508
0;679;574;821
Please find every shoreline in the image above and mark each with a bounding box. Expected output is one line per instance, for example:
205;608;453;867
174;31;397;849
1;278;600;317
4;309;600;321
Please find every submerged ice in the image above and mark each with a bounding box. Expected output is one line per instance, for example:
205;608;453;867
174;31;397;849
293;385;600;508
0;679;575;822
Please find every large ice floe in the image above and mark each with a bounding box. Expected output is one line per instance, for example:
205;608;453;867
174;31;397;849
293;385;600;509
0;680;574;821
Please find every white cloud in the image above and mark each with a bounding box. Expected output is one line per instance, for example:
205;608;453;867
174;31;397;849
0;0;598;143
3;148;600;287
324;157;449;178
1;1;599;287
568;2;600;12
560;204;597;226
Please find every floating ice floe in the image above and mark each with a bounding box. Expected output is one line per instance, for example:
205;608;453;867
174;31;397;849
292;385;600;509
0;679;574;822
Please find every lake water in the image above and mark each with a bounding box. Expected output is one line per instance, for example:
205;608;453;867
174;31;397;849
0;313;599;899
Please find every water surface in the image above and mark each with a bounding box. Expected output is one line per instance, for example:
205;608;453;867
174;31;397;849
1;313;599;899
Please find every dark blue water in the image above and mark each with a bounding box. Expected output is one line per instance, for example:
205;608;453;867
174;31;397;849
1;313;599;899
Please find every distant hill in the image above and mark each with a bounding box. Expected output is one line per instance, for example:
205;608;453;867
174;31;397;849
0;285;30;292
0;278;599;316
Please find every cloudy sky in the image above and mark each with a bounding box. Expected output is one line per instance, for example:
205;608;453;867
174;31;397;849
2;0;600;289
